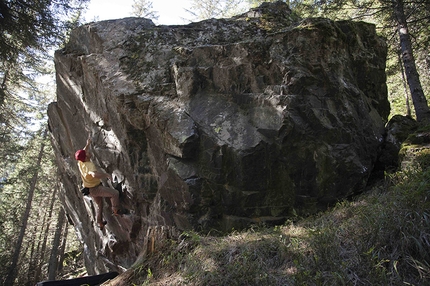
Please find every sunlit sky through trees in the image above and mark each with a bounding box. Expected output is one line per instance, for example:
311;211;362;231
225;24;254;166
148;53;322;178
83;0;192;24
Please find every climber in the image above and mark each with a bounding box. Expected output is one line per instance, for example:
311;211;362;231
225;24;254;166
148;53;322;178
75;137;123;230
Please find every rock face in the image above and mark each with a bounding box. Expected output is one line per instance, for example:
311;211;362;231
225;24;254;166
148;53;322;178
48;2;389;274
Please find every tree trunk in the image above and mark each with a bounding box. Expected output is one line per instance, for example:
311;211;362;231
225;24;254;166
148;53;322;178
26;223;39;286
4;128;48;285
58;220;69;273
34;186;58;282
48;208;66;280
393;0;430;122
398;49;411;117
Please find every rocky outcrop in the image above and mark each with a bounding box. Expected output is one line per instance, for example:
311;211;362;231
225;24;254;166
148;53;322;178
376;115;418;173
48;2;389;274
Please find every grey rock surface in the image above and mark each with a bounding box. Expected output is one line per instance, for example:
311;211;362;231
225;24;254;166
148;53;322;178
48;2;389;273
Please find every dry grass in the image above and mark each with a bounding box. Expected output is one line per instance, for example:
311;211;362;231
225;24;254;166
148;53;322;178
121;165;430;286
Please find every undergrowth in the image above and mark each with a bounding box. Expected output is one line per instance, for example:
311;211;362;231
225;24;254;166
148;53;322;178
128;167;430;286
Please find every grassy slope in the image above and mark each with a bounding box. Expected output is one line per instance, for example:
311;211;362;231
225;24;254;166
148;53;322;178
107;136;430;286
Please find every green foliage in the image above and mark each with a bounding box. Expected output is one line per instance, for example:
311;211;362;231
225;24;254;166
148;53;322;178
0;0;88;126
0;75;80;284
0;0;88;64
0;4;72;279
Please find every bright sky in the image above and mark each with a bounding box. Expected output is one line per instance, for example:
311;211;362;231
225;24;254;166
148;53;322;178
83;0;192;25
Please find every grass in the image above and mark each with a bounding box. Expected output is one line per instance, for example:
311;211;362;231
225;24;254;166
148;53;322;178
119;153;430;285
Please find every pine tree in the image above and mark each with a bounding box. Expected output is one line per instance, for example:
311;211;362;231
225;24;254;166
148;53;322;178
34;187;58;282
131;0;159;21
186;0;249;21
0;0;88;118
4;128;48;285
392;0;430;122
48;208;66;280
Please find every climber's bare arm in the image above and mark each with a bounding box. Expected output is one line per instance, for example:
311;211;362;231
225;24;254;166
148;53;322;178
83;137;92;152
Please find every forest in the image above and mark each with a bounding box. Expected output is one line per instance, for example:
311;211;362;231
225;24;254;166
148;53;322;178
1;0;429;285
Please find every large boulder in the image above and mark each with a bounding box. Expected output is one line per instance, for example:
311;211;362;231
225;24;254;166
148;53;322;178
48;2;389;274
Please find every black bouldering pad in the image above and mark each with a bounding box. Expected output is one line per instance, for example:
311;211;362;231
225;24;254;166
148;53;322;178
36;271;118;286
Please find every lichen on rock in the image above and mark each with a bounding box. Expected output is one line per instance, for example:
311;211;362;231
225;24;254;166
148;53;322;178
48;2;389;274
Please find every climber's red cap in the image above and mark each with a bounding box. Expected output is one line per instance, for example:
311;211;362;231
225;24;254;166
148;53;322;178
75;149;86;162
